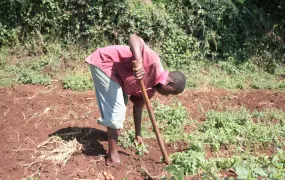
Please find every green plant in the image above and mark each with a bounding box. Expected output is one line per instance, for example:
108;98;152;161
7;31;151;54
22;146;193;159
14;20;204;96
17;69;51;85
1;0;284;73
118;129;135;148
0;23;19;46
169;151;217;177
62;73;93;91
164;165;184;180
134;141;149;156
153;101;189;142
158;28;203;69
184;60;285;90
166;108;285;178
0;65;18;86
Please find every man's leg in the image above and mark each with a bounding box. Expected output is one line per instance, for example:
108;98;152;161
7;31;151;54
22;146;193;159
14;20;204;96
107;127;120;164
89;65;127;165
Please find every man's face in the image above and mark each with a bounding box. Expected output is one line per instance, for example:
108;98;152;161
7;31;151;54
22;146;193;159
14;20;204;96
156;84;179;96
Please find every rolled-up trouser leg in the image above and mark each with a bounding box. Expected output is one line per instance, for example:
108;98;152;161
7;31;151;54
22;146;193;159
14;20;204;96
89;64;128;129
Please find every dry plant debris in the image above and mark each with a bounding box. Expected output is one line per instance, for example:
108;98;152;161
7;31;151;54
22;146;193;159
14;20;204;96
34;135;82;166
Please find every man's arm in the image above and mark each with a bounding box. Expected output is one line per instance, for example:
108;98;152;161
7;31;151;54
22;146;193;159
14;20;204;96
130;89;155;141
130;93;145;140
129;34;145;79
133;103;144;139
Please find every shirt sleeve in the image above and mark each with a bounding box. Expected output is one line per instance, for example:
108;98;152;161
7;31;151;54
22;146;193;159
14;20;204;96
130;88;156;107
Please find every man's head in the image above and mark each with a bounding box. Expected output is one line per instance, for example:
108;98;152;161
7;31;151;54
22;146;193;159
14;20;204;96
156;71;186;96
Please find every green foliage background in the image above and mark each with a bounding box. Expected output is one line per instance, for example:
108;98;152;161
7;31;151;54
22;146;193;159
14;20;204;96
0;0;284;71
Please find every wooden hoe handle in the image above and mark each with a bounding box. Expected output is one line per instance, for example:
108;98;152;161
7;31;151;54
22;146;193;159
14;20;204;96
132;60;170;164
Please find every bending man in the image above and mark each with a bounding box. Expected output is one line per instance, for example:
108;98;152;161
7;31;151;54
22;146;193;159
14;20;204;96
86;34;186;165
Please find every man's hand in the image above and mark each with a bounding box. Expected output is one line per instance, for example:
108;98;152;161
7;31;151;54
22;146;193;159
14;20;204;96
133;61;145;79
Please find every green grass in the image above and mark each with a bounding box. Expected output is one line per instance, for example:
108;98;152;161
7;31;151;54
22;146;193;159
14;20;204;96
118;101;189;149
0;65;17;86
153;101;189;142
0;43;94;89
62;72;94;91
1;43;285;91
119;101;285;179
166;107;285;179
184;60;285;90
118;100;285;179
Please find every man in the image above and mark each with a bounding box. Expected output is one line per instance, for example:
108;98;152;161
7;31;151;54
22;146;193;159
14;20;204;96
86;34;186;165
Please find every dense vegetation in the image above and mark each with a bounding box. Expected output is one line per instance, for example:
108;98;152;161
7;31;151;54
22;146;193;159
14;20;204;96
1;0;284;69
1;0;284;90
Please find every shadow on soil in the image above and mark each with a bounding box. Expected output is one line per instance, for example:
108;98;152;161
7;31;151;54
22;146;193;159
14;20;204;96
49;127;107;156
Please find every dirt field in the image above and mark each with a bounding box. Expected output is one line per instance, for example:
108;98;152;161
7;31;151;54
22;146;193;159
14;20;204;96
0;85;284;179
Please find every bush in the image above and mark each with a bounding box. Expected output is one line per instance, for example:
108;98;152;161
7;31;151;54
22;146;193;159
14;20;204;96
0;23;19;46
0;0;284;73
165;0;285;64
62;74;93;91
17;70;51;85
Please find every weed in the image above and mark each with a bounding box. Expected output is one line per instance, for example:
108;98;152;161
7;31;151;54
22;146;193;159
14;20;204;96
118;129;135;148
153;101;189;142
17;70;51;86
164;165;184;180
0;42;90;88
62;73;93;91
166;108;285;178
119;101;189;150
184;60;285;90
0;65;18;86
118;124;150;156
24;176;40;180
134;141;149;156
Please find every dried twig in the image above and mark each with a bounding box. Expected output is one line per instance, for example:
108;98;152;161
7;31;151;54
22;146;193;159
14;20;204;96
25;112;39;124
35;136;82;166
14;86;57;104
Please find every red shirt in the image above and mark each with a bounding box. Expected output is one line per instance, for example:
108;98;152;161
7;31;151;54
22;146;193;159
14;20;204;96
86;39;168;105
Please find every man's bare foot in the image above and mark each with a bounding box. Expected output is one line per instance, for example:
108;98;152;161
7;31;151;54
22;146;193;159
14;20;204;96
106;127;121;166
106;152;120;166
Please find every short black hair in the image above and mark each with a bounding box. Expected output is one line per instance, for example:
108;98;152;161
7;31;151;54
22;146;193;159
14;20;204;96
169;71;186;93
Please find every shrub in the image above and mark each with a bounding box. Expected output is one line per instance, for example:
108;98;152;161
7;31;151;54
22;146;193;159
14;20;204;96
0;0;284;79
0;23;19;46
17;69;51;85
62;73;93;91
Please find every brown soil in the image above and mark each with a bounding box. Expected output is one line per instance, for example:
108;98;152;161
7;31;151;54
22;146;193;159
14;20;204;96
0;85;285;179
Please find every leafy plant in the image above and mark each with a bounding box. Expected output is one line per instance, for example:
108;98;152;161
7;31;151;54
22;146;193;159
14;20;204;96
118;129;135;149
62;73;93;91
17;69;51;85
153;101;189;142
134;141;149;156
164;165;184;180
166;108;285;178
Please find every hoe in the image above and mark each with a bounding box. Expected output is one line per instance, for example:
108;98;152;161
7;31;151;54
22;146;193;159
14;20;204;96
133;60;170;164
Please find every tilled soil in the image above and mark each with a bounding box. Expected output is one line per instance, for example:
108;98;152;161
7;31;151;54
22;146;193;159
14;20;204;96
0;85;284;179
